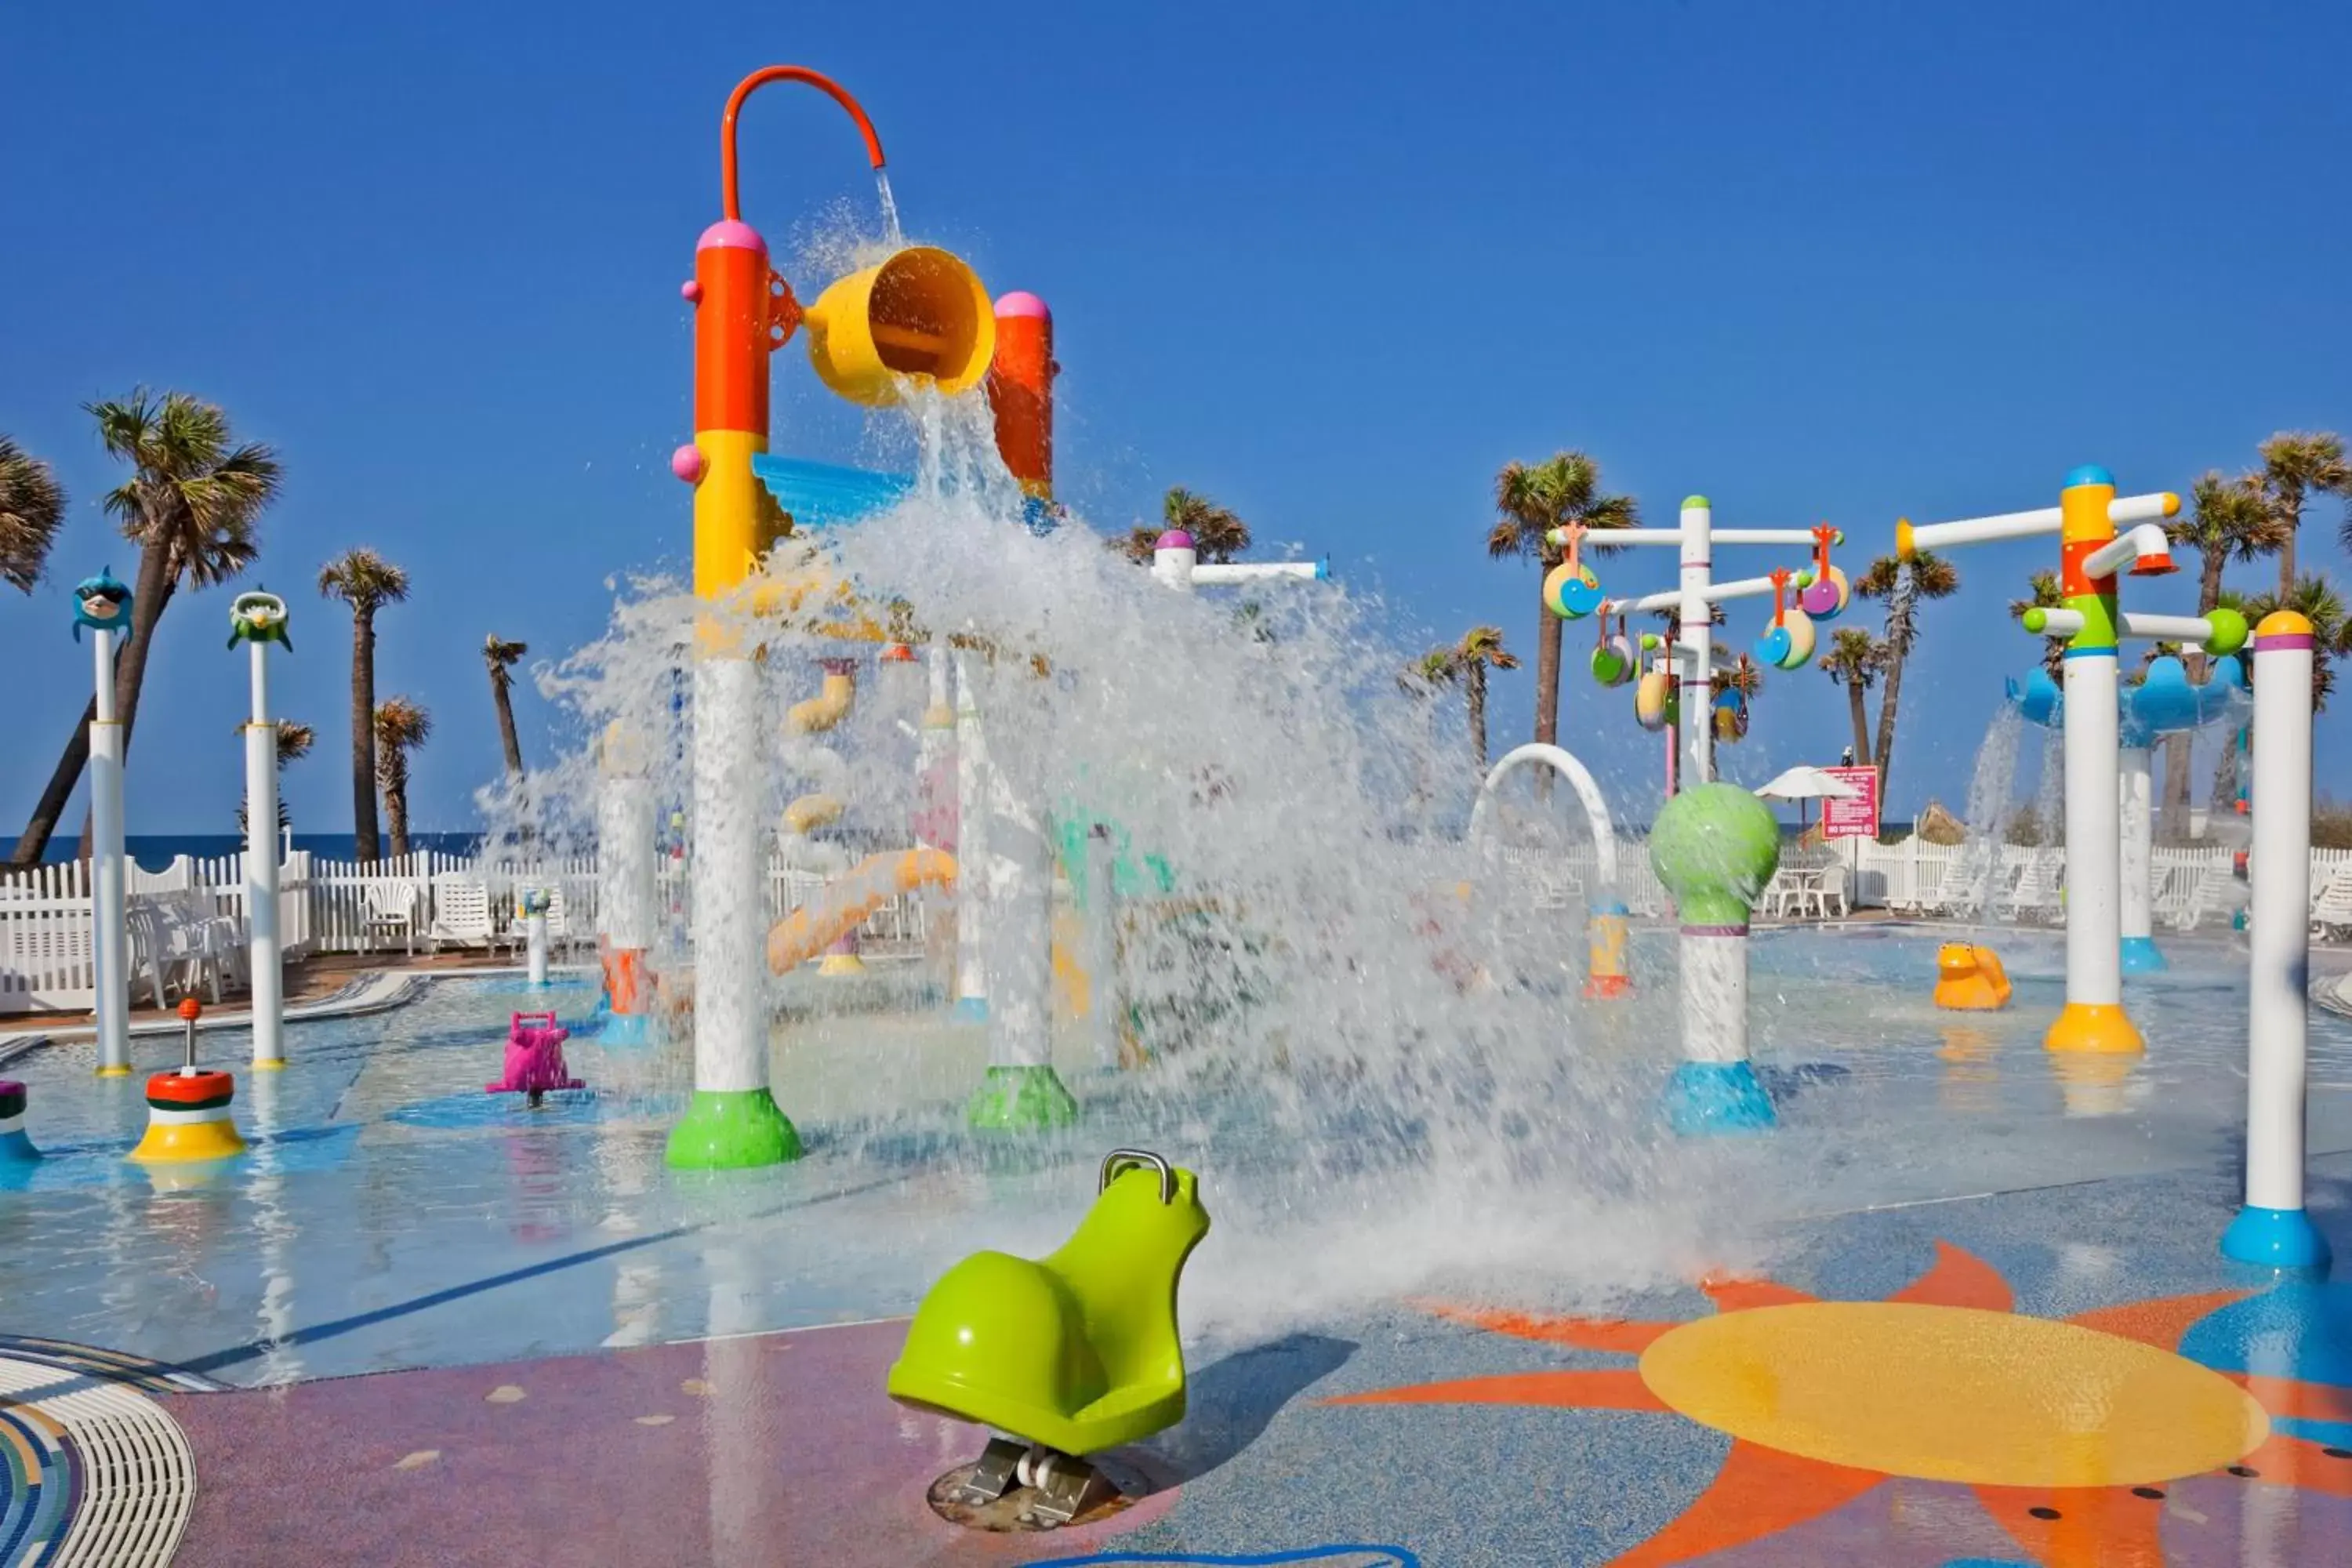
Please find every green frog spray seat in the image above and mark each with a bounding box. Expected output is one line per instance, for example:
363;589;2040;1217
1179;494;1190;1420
887;1149;1209;1457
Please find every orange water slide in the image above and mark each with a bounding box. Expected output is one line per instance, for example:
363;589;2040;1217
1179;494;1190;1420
765;848;957;974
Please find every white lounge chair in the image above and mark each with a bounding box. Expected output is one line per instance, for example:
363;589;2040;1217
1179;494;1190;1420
362;880;419;955
2311;865;2352;942
2174;861;2243;931
2002;853;2065;925
426;877;512;956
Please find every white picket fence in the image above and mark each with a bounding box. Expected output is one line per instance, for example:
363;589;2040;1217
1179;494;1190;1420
0;848;931;1014
7;832;2339;1014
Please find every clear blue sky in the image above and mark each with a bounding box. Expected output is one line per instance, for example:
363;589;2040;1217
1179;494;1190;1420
3;0;2348;838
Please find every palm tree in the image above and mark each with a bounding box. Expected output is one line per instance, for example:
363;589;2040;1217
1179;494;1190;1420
1486;452;1638;757
2007;570;2067;681
483;634;528;778
320;549;410;862
1398;649;1454;818
1114;487;1251;564
1817;626;1884;764
0;434;65;594
2259;431;2352;597
373;697;433;860
2161;471;2285;834
1438;625;1519;772
1853;548;1961;800
236;720;315;837
8;391;281;867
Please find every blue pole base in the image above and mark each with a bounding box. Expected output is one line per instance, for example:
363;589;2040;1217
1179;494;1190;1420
2119;935;2168;975
0;1130;39;1164
1664;1062;1777;1136
2221;1205;2332;1272
952;996;990;1025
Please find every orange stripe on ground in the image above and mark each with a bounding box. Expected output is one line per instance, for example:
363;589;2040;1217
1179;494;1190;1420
1886;1242;2013;1312
1325;1368;1664;1412
2065;1289;2249;1350
1700;1276;1816;1312
1607;1439;1884;1567
1420;1302;1674;1355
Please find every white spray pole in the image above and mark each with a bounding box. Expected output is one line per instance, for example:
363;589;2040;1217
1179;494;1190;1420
2117;742;2159;973
243;630;285;1068
2223;613;2328;1269
2062;645;2127;1031
596;724;657;1042
951;652;989;1022
90;624;130;1077
1679;499;1715;786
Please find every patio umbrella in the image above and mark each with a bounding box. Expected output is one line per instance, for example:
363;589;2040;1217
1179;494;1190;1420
1754;764;1860;840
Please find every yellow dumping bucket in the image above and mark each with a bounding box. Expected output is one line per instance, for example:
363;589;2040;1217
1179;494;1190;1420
1933;943;2011;1011
804;246;996;406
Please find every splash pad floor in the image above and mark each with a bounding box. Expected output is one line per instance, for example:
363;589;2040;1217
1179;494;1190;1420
7;935;2352;1563
156;1160;2352;1566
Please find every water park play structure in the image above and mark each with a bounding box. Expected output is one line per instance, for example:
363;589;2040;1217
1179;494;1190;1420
229;588;291;1067
127;996;246;1164
2007;646;2248;973
888;1148;1210;1526
1544;502;1856;1131
484;1011;583;1100
74;568;133;1076
12;55;2352;1566
1899;467;2323;1267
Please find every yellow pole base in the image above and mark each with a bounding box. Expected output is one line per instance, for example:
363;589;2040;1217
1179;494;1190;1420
815;953;868;978
95;1065;132;1079
2044;1000;2143;1055
252;1058;288;1071
128;1120;250;1163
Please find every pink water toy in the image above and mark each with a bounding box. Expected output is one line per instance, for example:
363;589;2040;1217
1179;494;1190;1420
486;1011;584;1100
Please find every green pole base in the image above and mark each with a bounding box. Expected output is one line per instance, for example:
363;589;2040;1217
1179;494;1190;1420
666;1087;802;1170
965;1065;1080;1133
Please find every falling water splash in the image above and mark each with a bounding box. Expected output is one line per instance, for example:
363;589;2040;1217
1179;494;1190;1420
875;171;903;249
527;204;1728;1336
1957;705;2024;920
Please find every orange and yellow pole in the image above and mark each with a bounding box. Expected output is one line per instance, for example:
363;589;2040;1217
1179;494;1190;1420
666;68;884;1173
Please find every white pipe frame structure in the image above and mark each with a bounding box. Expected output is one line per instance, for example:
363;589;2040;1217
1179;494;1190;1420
2222;613;2329;1269
1551;502;1828;790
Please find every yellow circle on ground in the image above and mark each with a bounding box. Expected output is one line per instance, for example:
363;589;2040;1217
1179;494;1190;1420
1638;1302;2267;1488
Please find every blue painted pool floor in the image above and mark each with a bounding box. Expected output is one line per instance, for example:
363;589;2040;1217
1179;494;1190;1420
159;1149;2352;1567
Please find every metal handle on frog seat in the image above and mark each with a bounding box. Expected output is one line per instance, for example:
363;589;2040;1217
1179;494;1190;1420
1099;1149;1174;1204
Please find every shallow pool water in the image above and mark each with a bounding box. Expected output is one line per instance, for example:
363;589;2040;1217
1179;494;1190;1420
0;927;2339;1387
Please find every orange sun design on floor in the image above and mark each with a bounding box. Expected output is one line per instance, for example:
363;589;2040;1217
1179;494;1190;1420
1330;1243;2352;1566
